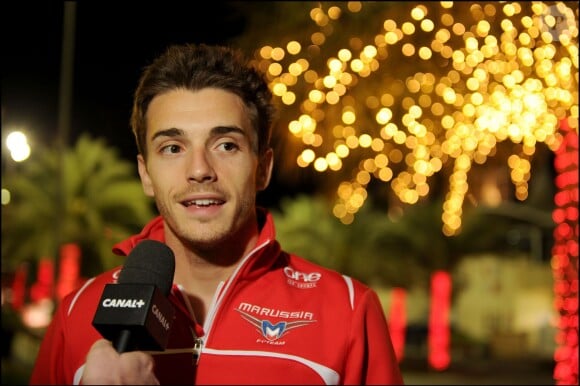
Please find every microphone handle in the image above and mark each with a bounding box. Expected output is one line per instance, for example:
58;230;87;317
114;329;132;353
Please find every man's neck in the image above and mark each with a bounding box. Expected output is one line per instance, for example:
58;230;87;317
164;220;261;324
173;254;238;324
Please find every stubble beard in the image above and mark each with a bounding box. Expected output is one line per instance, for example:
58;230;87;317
156;198;258;258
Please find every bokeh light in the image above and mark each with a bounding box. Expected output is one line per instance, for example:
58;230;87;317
252;1;578;235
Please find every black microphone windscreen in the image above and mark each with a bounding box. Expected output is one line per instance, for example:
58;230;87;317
93;239;176;352
118;240;175;296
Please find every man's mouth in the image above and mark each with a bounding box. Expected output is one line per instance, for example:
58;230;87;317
183;199;225;207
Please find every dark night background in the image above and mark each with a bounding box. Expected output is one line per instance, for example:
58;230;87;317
2;2;249;158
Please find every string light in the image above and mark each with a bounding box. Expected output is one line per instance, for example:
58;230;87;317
253;1;578;234
551;118;578;386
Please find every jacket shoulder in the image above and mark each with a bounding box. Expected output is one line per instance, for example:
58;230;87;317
283;253;372;299
58;267;121;318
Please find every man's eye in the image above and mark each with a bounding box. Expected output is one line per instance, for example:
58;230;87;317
160;144;181;154
219;142;239;152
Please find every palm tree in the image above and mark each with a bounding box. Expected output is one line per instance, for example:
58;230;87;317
271;194;553;287
271;194;429;288
1;133;155;277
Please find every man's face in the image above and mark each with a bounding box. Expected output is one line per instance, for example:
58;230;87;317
138;88;273;250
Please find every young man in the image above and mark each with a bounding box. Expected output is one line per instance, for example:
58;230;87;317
30;43;404;385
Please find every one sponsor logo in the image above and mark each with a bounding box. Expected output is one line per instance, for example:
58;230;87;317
152;304;170;331
236;302;316;345
102;298;146;308
284;266;321;289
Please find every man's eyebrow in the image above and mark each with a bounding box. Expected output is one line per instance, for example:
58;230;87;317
151;128;184;142
149;125;248;142
210;125;246;137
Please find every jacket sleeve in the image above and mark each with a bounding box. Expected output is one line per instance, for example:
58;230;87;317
343;287;404;385
29;299;69;385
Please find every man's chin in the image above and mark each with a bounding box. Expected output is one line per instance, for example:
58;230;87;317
181;231;227;251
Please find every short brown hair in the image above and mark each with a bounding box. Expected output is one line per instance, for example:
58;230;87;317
131;44;275;159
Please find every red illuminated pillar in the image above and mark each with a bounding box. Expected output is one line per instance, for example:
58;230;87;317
56;243;81;300
10;263;28;311
388;287;407;362
428;270;452;370
30;257;54;302
551;118;579;385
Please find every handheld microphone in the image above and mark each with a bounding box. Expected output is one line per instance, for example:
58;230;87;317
92;239;176;353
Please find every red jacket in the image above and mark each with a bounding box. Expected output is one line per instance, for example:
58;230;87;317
30;209;403;385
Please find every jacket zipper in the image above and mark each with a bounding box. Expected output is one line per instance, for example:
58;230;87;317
155;241;272;365
192;337;203;364
198;240;272;359
170;285;208;365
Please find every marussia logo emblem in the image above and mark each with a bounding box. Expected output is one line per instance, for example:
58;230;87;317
237;309;315;341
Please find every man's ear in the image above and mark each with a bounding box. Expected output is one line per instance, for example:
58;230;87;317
137;155;155;197
256;148;274;191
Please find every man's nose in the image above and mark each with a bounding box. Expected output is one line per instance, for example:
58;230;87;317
187;151;217;183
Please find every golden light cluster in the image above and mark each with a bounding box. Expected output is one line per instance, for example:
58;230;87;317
253;1;579;235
